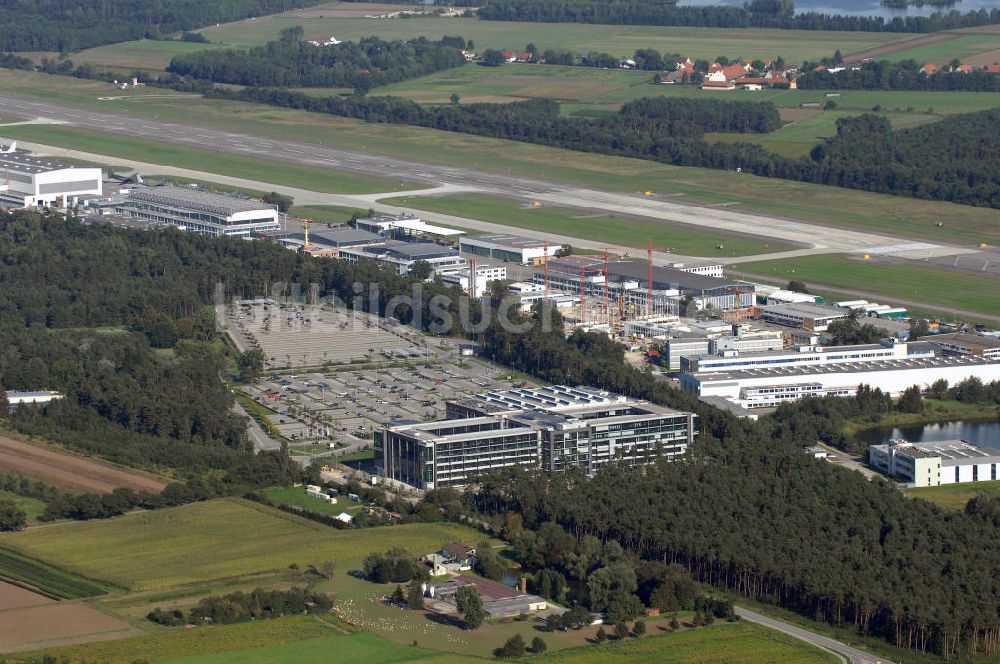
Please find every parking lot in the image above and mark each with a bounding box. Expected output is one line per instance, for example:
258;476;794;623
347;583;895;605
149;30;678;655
240;356;531;463
226;300;445;369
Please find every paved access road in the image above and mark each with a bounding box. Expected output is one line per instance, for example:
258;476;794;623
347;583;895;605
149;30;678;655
0;92;972;263
736;606;894;664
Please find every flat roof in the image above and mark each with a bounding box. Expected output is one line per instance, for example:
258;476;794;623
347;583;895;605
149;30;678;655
761;302;849;319
462;233;548;249
383;241;458;259
690;354;996;382
126;185;271;216
880;440;1000;464
542;258;741;292
392;218;464;237
0;153;91;175
928;333;1000;351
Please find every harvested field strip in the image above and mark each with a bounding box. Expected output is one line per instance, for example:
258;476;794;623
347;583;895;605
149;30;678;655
0;548;115;599
7;616;341;664
0;435;167;494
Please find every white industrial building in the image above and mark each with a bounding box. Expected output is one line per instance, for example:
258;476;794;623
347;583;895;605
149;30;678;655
869;440;1000;487
682;348;1000;409
117;185;281;237
681;339;929;374
438;265;507;298
0;152;102;207
460;233;560;265
5;390;64;409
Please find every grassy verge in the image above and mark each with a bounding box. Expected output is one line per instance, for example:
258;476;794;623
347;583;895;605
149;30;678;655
6;615;341;664
537;621;837;663
263;486;343;516
730;254;1000;321
0;547;116;598
1;124;412;195
234;390;288;442
381;193;797;257
710;590;950;664
906;481;1000;511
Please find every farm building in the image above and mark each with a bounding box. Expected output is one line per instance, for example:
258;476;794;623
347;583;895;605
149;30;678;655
431;575;549;618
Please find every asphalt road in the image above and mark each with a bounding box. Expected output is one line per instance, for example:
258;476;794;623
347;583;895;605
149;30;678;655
736;606;894;664
0;92;972;262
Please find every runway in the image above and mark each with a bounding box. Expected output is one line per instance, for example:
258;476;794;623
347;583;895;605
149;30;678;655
0;92;976;263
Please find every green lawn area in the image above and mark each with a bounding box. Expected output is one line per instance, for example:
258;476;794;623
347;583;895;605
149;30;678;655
263;485;343;516
201;14;910;63
730;254;1000;320
882;32;1000;64
6;616;341;664
381;193;797;257
0;124;413;195
906;481;1000;511
0;490;47;523
291;204;374;224
71;39;235;73
0;498;485;591
2;69;998;248
163;632;447;664
537;621;836;663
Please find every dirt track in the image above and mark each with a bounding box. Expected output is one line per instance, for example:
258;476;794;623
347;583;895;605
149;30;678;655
842;32;957;63
0;436;167;494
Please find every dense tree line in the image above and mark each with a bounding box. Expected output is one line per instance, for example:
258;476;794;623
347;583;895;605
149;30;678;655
363;548;430;583
799;59;1000;91
0;0;328;52
168;35;467;94
809;112;1000;208
148;587;332;626
475;0;1000;33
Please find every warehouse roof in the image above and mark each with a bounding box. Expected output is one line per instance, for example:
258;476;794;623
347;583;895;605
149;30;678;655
882;440;1000;465
928;333;1000;352
462;233;548;249
761;302;849;319
689;354;995;383
382;241;457;260
0;153;89;175
126;185;271;216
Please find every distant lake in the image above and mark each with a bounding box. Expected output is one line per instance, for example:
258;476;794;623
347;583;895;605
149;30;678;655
855;420;1000;446
678;0;999;19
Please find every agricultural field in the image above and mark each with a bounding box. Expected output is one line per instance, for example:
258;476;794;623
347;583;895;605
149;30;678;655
0;124;414;195
0;434;166;494
0;547;115;598
730;254;1000;321
6;615;343;664
200;8;913;63
2;69;998;249
906;481;1000;511
537;621;836;663
380;193;798;257
0;499;484;591
71;39;233;74
0;580;141;654
881;31;1000;64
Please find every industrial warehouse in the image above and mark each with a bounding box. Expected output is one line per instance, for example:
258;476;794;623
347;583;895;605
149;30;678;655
869;440;1000;487
0;150;102;207
681;340;1000;410
377;385;698;489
